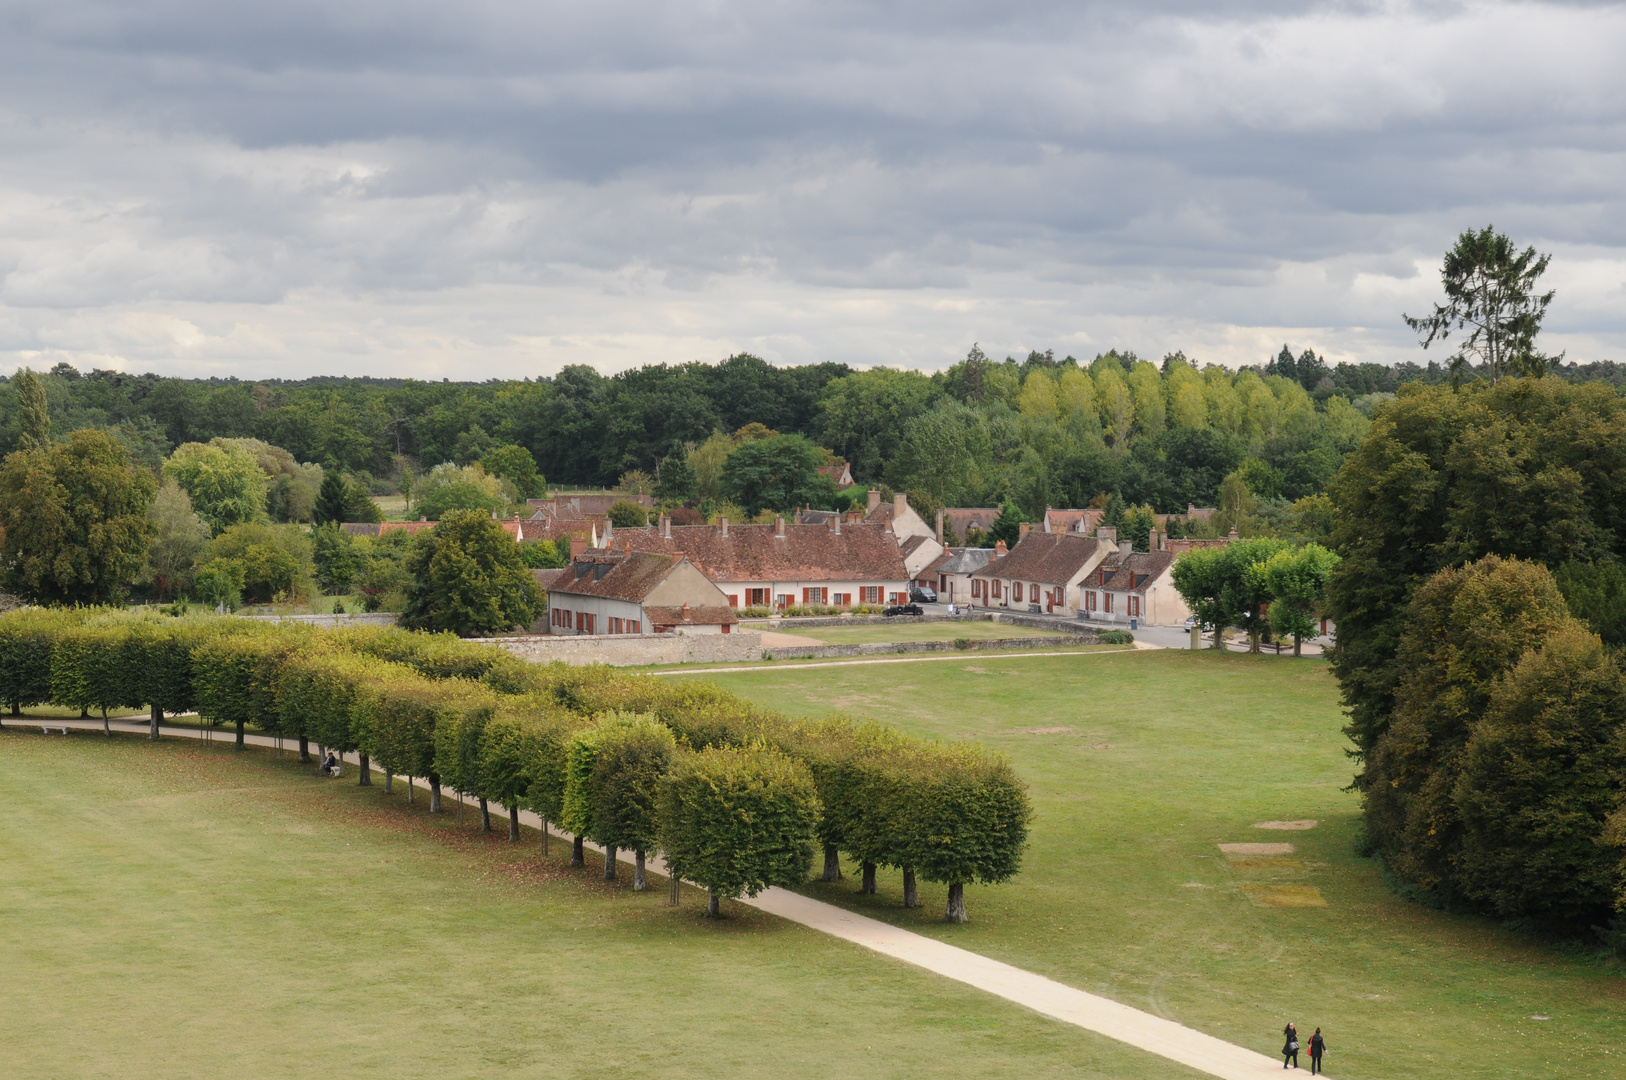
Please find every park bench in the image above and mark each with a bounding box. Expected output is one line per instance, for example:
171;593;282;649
38;723;71;735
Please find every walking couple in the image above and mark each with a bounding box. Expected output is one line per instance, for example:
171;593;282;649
1281;1023;1326;1073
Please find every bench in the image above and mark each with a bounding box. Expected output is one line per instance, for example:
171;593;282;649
38;723;71;735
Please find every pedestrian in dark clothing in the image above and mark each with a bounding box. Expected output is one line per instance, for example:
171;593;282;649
1282;1022;1299;1069
1308;1029;1326;1075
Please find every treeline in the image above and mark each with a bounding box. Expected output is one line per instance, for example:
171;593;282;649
1326;377;1626;934
16;348;1621;520
0;608;1031;921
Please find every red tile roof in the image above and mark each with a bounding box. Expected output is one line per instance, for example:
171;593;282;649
645;605;739;627
940;507;1001;537
548;551;686;603
598;522;907;583
1098;550;1176;593
984;532;1103;585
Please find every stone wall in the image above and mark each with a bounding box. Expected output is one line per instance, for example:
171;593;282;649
479;631;766;667
241;612;399;628
761;631;1100;660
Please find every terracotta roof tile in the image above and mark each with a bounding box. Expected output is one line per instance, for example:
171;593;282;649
1096;550;1175;593
985;533;1102;584
598;522;907;583
645;605;739;627
548;551;683;603
940;507;1002;536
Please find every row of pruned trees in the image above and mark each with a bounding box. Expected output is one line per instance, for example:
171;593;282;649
1170;538;1340;654
0;609;1031;921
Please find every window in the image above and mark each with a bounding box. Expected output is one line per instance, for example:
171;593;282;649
1129;596;1140;617
862;586;881;604
972;579;982;598
721;624;730;634
748;588;769;606
629;620;640;635
803;587;827;604
609;617;620;634
1086;591;1097;611
889;592;902;605
777;594;793;608
1014;582;1024;602
835;593;851;607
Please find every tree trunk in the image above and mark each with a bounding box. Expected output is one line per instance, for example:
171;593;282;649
903;866;919;909
10;701;19;717
235;718;245;750
946;882;967;923
429;777;442;813
507;804;519;842
1293;634;1302;657
385;771;393;793
633;850;647;890
861;861;877;895
408;776;414;804
150;704;162;741
707;888;721;918
103;709;110;736
670;868;681;906
571;834;585;867
80;707;89;718
480;797;491;832
1248;630;1260;654
822;843;842;881
604;844;618;880
298;734;310;762
358;754;371;786
541;819;549;856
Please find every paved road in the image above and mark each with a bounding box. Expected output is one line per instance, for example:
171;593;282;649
18;714;1291;1079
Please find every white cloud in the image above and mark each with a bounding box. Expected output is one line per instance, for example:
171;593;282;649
0;0;1621;378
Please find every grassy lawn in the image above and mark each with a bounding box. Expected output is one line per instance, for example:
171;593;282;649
763;621;1074;645
0;728;1207;1080
673;649;1626;1079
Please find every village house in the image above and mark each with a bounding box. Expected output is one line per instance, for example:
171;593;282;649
924;547;994;604
863;490;935;542
1079;543;1188;627
594;514;910;610
970;527;1110;616
817;461;854;488
536;549;739;636
1042;507;1105;535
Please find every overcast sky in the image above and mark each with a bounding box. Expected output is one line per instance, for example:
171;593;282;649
0;0;1621;380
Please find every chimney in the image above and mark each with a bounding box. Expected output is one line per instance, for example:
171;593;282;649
893;492;907;521
1119;539;1133;558
1228;527;1239;540
867;488;881;514
1018;521;1030;540
660;513;671;538
831;513;841;536
719;516;728;538
603;517;614;544
775;515;785;538
935;509;944;544
681;601;691;621
1043;507;1053;534
994;540;1007;556
1150;527;1161;552
1096;525;1117;547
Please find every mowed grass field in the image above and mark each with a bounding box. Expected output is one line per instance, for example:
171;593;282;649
676;649;1626;1079
763;620;1075;645
0;728;1207;1080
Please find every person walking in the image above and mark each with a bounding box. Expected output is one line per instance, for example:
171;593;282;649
1281;1022;1300;1069
1308;1028;1326;1075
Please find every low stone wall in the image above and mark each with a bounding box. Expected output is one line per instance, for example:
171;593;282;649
761;631;1100;660
241;612;399;627
480;631;765;667
743;613;984;630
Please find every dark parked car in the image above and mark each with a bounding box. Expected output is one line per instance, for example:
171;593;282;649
884;603;923;617
909;586;937;604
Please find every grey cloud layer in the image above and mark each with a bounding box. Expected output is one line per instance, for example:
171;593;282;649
0;0;1622;376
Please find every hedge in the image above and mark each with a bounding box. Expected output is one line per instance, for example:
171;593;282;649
0;608;1034;922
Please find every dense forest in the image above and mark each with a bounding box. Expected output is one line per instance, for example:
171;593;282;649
3;348;1624;523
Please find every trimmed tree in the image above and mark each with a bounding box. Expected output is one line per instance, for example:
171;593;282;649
896;745;1032;922
1251;544;1340;655
658;745;821;917
584;712;677;889
398;511;544;637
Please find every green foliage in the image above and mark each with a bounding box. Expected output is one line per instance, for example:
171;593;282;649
163;439;267;535
1251;544;1339;650
1404;225;1558;383
203;522;315;604
398;511;544;637
414;462;510;520
279;648;404;751
192;625;310;738
0;429;156;605
720;433;837;515
985;501;1028;548
1453;622;1626;919
312;523;358;594
14;367;50;450
481;443;543;499
0;608;89;712
653;452;697;504
49;621;138;717
606;499;650;528
658;744;822;901
1097;630;1135;645
892;744;1032;888
583;712;678;853
1326;378;1626;775
1362;556;1576;905
517;537;569;569
142;480;211;600
1553;560;1626;649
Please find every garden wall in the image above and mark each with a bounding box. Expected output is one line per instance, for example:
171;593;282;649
760;632;1100;660
481;631;765;667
